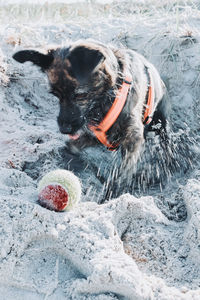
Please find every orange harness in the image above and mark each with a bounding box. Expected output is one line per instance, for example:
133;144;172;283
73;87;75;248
89;75;153;151
143;85;153;125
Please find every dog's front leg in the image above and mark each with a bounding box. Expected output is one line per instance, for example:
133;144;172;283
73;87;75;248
101;128;144;202
120;126;144;174
102;138;144;202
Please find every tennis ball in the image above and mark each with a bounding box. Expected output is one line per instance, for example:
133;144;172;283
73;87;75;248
38;169;81;212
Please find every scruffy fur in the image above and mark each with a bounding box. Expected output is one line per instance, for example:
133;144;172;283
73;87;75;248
13;40;169;179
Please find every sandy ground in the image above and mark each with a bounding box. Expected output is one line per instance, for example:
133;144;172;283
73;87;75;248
0;1;200;299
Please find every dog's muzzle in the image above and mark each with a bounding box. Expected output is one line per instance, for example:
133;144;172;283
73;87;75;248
57;104;84;135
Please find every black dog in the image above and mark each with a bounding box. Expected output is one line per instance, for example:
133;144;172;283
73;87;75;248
13;39;169;178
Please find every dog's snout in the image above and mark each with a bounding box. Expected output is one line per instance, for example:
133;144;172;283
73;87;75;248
57;104;85;135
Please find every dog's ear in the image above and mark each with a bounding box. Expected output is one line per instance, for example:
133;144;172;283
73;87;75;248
13;50;54;71
68;46;105;83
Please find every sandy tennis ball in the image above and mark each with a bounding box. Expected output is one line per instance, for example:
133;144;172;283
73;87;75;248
38;169;81;212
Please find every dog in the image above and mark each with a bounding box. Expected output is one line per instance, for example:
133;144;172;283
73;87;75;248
13;39;169;192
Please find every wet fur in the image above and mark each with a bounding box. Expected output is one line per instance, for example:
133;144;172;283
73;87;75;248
13;40;169;186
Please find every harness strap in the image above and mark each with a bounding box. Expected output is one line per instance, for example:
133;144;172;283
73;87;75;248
143;67;154;125
89;75;132;151
89;68;154;151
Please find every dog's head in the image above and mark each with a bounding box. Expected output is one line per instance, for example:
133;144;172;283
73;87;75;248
13;41;119;139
